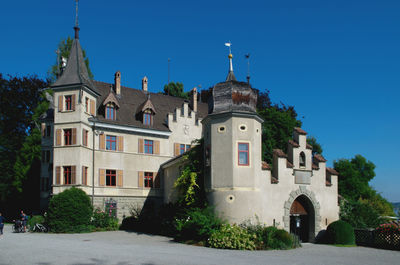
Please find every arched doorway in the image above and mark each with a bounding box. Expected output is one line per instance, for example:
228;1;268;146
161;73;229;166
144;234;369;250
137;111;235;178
289;195;315;242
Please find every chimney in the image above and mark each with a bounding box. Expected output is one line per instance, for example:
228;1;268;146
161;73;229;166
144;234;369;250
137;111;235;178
142;76;148;91
191;87;198;112
114;71;121;95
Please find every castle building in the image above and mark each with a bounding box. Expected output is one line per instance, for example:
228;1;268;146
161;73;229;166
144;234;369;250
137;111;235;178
40;25;339;242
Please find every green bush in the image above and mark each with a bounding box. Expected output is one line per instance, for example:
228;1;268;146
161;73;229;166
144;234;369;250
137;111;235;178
92;209;118;231
326;220;355;245
28;215;45;231
208;224;256;250
46;187;93;233
240;222;295;250
175;207;224;242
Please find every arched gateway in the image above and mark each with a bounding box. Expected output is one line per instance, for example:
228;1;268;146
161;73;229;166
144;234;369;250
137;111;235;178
283;187;321;242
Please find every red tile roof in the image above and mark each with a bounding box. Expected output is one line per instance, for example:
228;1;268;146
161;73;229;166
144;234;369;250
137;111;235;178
288;139;300;147
271;176;279;184
312;163;319;170
287;160;294;168
314;154;327;162
262;161;271;170
294;127;307;135
306;143;313;150
273;149;287;158
326;167;339;175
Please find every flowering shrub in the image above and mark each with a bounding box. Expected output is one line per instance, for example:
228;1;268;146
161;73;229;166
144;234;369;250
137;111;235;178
208;224;256;250
376;223;400;234
92;209;118;231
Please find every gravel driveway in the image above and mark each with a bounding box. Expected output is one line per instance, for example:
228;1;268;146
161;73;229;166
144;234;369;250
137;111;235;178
0;224;399;265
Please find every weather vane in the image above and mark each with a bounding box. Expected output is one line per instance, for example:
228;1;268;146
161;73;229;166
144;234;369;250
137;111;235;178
75;0;79;27
224;41;232;54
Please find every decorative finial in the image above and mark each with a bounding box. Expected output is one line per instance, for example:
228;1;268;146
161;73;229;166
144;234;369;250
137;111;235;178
224;41;236;81
74;0;80;39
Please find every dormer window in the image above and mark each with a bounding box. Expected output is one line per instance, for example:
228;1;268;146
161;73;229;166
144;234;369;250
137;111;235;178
299;152;306;168
106;105;116;120
143;111;152;125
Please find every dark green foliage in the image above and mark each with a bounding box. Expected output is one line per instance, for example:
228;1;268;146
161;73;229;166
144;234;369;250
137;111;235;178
175;207;224;242
163;82;188;99
0;74;49;215
91;209;119;231
326;220;355;245
46;187;93;233
335;155;395;228
240;221;296;250
208;224;256;250
48;37;94;81
340;199;381;229
174;140;206;208
306;136;323;155
258;104;302;163
334;155;376;201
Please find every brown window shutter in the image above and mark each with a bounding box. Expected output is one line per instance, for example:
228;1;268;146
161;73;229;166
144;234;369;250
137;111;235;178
99;169;105;186
41;123;46;137
82;166;86;185
117;170;123;187
138;138;144;153
71;166;76;184
117;136;124;151
154;140;160;155
174;143;180;156
90;99;95;115
72;128;77;145
71;94;76;111
55;166;61;185
99;134;105;150
56;129;61;146
138;171;144;188
82;129;85;146
154;172;160;188
58;95;63;112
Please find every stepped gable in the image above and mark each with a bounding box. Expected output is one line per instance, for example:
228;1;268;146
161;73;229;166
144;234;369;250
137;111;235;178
93;81;208;131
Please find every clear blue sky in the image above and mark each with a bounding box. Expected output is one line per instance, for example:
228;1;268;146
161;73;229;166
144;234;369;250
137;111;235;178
1;0;399;202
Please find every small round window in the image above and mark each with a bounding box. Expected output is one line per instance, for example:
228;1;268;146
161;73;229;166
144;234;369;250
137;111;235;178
218;126;226;133
239;124;247;131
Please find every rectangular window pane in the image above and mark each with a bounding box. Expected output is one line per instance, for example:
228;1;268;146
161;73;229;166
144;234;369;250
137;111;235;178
64;129;72;145
106;170;116;186
144;140;153;154
106;135;117;150
238;143;249;165
186;145;191;151
64;166;71;184
65;96;72;110
144;172;153;188
180;144;185;155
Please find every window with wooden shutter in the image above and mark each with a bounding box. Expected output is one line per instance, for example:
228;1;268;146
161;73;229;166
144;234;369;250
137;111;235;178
82;166;87;185
117;170;123;187
138;171;144;188
99;134;105;150
71;166;76;184
99;169;105;186
58;96;63;112
90;99;95;115
138;138;144;153
82;129;87;146
71;94;76;111
154;140;160;155
72;128;77;145
56;129;61;146
154;172;160;188
174;143;180;156
55;166;61;184
117;136;124;151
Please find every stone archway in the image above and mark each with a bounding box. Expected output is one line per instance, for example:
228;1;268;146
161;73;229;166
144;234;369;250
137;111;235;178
283;186;321;242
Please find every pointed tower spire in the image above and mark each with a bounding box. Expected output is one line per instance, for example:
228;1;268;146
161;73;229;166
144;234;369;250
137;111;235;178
74;0;80;39
225;41;236;81
51;0;98;95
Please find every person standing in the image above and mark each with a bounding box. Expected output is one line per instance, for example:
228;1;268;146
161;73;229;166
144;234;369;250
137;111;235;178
0;212;5;235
